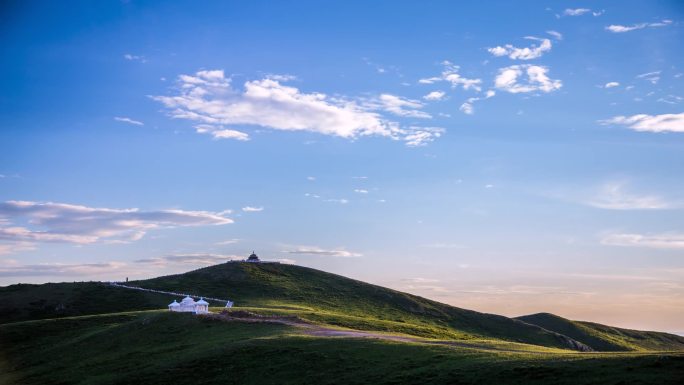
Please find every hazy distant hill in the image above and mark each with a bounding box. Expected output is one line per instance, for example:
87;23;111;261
516;312;684;352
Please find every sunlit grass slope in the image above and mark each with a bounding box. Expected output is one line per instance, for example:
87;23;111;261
517;312;684;352
1;311;683;385
133;262;582;349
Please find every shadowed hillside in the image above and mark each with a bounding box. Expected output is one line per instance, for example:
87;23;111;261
516;312;684;352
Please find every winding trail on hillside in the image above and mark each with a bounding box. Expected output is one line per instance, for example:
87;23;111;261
206;312;570;354
108;282;233;304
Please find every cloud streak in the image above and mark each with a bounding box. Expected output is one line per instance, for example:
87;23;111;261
419;61;482;91
599;112;684;133
602;233;684;249
114;117;144;126
284;246;362;257
488;37;552;60
606;20;672;33
0;201;233;250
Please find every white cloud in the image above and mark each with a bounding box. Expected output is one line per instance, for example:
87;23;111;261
324;198;349;204
0;201;233;249
195;125;250;141
606;20;672;33
563;8;591;16
636;71;661;84
276;258;296;264
0;261;128;277
123;53;146;63
114;117;144;126
376;94;431;118
135;253;242;266
354;189;369;194
601;233;684;249
216;239;240;245
459;90;495;115
402;126;445;146
307;176;316;181
604;82;620;88
152;70;440;146
423;91;446;101
658;95;684;105
546;30;563;40
599;112;684;133
494;65;562;94
585;182;674;210
242;206;264;212
284;246;362;257
419;61;482;92
487;37;552;60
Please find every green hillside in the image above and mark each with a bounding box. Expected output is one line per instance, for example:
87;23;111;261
1;262;682;354
0;282;173;324
2;262;684;384
516;312;684;352
133;262;587;350
2;311;683;385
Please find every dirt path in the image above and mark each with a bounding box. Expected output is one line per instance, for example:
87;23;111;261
206;312;565;354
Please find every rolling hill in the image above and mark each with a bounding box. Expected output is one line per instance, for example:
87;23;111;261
2;262;684;384
516;312;684;352
2;262;590;350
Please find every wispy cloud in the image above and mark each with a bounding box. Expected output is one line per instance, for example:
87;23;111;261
324;198;349;204
601;233;684;249
604;82;620;88
135;253;242;266
460;90;495;115
283;246;362;257
606;20;672;33
353;189;369;194
419;61;482;91
636;71;661;84
599;112;684;133
494;65;562;94
152;70;442;146
242;206;264;212
563;8;591;16
546;30;563;40
374;94;431;118
0;261;128;277
488;36;552;60
423;91;446;101
215;239;240;245
114;117;144;126
123;53;146;63
0;201;233;250
584;182;675;210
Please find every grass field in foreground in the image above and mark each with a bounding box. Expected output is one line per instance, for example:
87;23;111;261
1;310;683;385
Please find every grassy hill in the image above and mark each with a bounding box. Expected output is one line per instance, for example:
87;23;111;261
516;312;684;352
1;262;682;354
133;262;591;350
1;262;684;384
1;311;683;385
0;282;173;324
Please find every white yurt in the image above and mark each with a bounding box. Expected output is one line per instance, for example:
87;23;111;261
168;296;209;314
168;300;180;311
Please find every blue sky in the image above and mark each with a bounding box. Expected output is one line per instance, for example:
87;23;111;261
1;1;683;333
